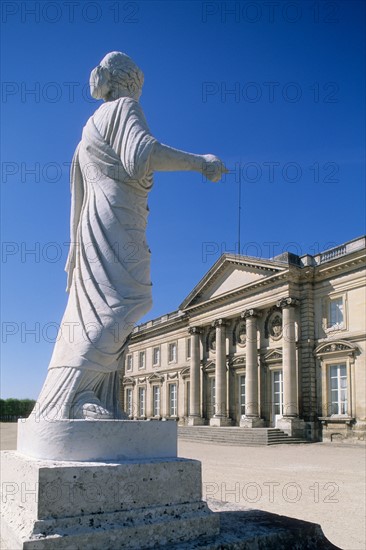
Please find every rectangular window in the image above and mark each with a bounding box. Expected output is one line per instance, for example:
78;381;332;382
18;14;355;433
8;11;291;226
153;347;160;366
126;354;133;372
169;383;177;416
139;351;146;369
328;297;344;328
186;338;191;359
138;387;146;417
239;375;246;415
153;385;160;416
168;342;177;363
329;364;347;415
273;370;283;416
125;388;133;416
208;377;215;417
186;381;190;416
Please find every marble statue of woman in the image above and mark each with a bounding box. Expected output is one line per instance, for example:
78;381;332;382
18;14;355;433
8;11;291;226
34;51;227;421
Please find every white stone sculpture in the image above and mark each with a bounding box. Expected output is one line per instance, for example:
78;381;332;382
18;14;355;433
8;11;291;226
34;51;227;422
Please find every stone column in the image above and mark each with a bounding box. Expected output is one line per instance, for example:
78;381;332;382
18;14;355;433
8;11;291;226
210;319;231;426
188;327;204;426
276;297;305;438
240;309;264;428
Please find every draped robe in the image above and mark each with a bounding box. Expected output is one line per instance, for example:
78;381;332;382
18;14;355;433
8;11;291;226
35;97;156;419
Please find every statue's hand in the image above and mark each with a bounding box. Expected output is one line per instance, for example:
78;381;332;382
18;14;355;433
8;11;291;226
201;154;228;182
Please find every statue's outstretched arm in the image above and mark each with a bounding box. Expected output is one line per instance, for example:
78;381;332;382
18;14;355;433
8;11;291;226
149;142;227;183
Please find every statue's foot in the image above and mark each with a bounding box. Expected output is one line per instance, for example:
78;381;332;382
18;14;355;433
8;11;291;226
82;403;113;419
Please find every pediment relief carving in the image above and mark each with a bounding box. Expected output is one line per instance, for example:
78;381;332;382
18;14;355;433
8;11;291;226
180;367;191;378
123;376;136;386
230;355;246;367
264;348;283;363
314;340;359;357
148;373;164;384
202;360;216;373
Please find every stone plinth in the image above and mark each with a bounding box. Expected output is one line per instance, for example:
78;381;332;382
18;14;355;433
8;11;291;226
1;451;219;549
209;416;232;427
276;417;305;438
17;418;177;461
187;416;205;426
239;416;265;428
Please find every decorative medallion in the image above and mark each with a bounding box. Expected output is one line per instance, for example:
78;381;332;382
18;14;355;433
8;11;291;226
265;309;283;340
233;320;247;347
207;328;216;352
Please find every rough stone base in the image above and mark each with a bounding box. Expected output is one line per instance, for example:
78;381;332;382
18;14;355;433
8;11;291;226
239;416;265;428
159;502;341;549
0;451;219;550
276;417;305;438
210;416;232;427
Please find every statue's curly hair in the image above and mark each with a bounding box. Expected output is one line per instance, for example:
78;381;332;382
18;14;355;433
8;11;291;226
90;51;144;101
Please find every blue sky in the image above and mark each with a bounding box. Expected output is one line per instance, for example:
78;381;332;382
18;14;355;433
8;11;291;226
1;0;365;398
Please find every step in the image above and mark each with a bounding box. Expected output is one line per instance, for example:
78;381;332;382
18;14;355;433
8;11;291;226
178;427;309;446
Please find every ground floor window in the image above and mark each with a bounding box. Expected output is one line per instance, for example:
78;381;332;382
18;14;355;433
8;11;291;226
125;388;133;416
329;363;347;415
138;387;146;417
272;370;283;417
169;383;177;416
239;375;246;415
186;381;190;416
153;385;161;416
208;377;215;417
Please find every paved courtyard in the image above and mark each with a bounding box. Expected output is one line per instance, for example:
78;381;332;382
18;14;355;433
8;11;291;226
1;423;365;549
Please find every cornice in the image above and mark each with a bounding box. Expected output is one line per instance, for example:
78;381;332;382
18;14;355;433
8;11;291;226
314;250;365;280
130;315;189;342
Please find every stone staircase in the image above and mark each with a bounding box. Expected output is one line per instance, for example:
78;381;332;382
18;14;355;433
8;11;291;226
178;426;308;446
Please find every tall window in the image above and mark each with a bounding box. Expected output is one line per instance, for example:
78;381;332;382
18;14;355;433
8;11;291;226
153;347;160;366
186;338;191;359
153;385;161;416
328;297;344;329
126;354;133;372
186;381;190;416
139;351;146;369
168;342;177;363
329;364;347;415
169;383;177;416
273;370;283;416
125;388;133;416
208;377;215;417
138;387;146;416
239;375;246;415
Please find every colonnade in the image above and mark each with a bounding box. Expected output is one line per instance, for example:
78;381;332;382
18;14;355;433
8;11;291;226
188;297;300;428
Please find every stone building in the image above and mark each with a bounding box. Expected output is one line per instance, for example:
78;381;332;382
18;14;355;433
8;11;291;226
120;236;366;442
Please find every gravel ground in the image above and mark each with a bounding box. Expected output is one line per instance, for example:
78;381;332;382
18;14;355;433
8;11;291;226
178;439;366;550
1;423;365;550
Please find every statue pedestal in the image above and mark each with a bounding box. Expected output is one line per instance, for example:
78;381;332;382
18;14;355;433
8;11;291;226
17;418;177;462
1;420;219;549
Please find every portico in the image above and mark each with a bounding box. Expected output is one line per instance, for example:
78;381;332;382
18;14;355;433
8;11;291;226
121;237;366;442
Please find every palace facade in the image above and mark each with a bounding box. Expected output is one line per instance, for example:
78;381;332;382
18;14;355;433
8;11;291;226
120;236;366;442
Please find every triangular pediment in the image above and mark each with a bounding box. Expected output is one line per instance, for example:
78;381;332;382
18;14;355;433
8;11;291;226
180;254;286;310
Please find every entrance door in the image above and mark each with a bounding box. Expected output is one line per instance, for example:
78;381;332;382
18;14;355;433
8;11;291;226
271;370;283;427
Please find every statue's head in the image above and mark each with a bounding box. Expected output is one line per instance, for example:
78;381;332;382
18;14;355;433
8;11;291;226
90;51;144;102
